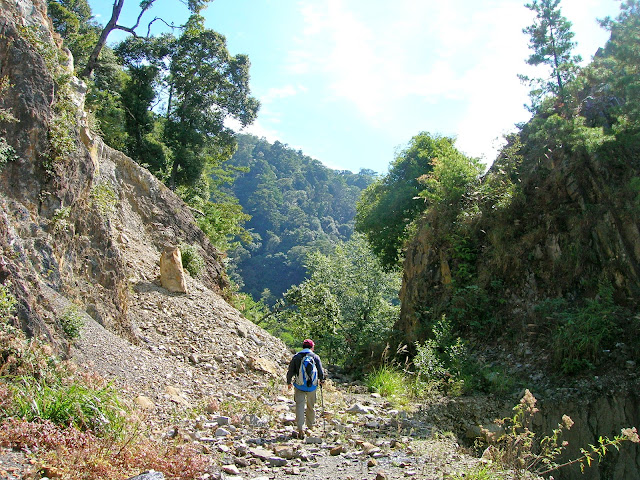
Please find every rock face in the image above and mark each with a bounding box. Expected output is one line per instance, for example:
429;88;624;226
400;147;640;341
160;247;188;293
535;391;640;480
397;118;640;477
0;0;228;347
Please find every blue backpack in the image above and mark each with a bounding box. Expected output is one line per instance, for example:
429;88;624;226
295;352;318;392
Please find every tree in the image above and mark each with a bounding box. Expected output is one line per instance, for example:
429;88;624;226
592;0;640;129
80;0;212;78
114;35;170;172
276;234;401;368
164;16;259;190
47;0;102;71
356;132;467;269
519;0;582;111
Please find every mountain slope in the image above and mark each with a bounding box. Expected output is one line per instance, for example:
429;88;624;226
226;134;375;301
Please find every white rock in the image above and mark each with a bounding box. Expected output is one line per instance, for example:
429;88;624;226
222;464;241;475
346;403;372;414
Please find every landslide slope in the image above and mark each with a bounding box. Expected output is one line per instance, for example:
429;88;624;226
0;0;289;414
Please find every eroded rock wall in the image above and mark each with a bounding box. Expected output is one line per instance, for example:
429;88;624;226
0;0;228;347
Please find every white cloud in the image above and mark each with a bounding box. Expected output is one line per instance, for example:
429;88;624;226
289;1;538;122
261;85;305;104
273;0;620;166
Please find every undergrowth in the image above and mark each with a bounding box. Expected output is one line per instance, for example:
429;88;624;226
480;389;639;479
535;280;625;374
59;304;84;339
0;286;211;478
365;364;407;399
179;242;205;277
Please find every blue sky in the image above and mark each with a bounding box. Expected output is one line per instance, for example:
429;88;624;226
89;0;622;175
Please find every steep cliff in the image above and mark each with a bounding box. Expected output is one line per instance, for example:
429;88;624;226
399;129;640;367
396;55;640;480
0;0;229;349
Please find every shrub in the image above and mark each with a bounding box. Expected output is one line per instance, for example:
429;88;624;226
537;281;624;374
90;181;118;217
482;389;639;477
415;316;467;376
179;242;205;277
50;205;72;233
59;305;83;339
0;283;16;319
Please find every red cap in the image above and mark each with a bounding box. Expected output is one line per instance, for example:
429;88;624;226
303;339;314;349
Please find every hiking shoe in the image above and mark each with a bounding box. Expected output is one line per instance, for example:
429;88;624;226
294;429;305;439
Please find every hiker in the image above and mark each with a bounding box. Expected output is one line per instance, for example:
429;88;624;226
286;338;325;438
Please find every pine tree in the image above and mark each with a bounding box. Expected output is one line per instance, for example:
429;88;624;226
519;0;581;112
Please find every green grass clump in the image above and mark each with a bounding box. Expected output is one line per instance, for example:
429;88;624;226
1;318;123;435
365;365;407;398
7;376;125;435
0;292;211;479
450;465;496;480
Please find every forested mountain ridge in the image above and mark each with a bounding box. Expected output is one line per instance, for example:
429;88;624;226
225;134;376;302
388;2;640;384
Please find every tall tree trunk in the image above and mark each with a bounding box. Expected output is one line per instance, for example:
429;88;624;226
169;159;178;191
80;0;125;79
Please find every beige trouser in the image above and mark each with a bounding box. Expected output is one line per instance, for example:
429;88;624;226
294;387;317;431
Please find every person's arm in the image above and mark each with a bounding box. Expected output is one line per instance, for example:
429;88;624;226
286;354;299;385
315;355;326;383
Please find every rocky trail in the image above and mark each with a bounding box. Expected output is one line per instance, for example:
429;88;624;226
1;269;494;480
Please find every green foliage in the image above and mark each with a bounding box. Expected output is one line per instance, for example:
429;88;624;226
59;305;84;339
483;389;640;478
519;0;581;110
90;181;117;217
449;284;499;335
84;52;129;152
230;289;271;327
227;134;375;301
47;106;76;163
49;2;259;257
417;151;483;210
276;234;400;368
536;281;624;374
162;15;259;190
356;132;471;269
178;242;205;277
0;137;17;170
0;76;18;170
47;0;101;74
449;466;496;480
365;365;407;398
414;315;468;394
0;75;16;124
50;206;72;233
176;176;252;253
592;0;640;130
0;283;17;320
7;378;125;435
18;24;77;172
0;322;124;436
0;318;211;478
